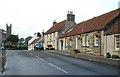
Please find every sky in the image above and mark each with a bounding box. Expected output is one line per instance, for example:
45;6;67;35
0;0;119;38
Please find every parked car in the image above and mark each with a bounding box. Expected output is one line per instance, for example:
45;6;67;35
0;47;4;50
34;43;44;51
46;45;55;50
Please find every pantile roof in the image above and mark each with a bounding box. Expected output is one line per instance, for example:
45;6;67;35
105;19;120;35
61;8;120;38
29;37;40;46
45;20;66;34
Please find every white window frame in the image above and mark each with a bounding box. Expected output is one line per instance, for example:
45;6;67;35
86;34;89;46
82;34;89;47
82;35;86;46
115;34;120;50
94;35;99;46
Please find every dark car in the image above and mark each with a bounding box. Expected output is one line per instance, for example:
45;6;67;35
34;43;44;50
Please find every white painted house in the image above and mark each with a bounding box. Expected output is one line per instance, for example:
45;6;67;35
28;35;40;50
44;11;76;50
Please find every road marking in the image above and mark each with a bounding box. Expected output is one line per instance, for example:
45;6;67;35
65;54;69;55
29;53;33;55
36;56;44;61
49;63;68;74
1;60;7;76
28;52;44;61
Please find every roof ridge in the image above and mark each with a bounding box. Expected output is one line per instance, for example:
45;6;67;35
45;20;66;34
61;8;120;38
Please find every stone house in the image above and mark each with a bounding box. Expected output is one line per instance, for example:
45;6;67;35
44;11;76;50
59;8;120;57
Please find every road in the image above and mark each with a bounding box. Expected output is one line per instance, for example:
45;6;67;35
1;50;119;75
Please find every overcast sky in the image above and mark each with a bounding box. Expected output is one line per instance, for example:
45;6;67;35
0;0;119;38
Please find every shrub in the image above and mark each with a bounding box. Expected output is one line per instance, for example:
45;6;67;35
73;49;81;53
112;55;120;59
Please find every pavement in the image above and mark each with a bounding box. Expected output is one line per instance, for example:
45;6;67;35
47;50;120;66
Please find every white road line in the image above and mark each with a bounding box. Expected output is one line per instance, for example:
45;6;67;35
36;56;44;61
49;63;68;74
29;53;33;55
28;52;44;61
65;54;70;55
1;61;7;76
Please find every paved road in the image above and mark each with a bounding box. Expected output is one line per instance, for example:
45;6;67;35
1;50;120;75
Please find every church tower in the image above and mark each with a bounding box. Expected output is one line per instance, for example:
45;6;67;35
6;23;12;37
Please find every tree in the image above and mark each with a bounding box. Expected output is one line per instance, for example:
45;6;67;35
19;38;24;43
24;36;32;46
37;32;41;37
18;38;25;46
6;35;19;44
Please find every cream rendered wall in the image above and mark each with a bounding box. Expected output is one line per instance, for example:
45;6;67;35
44;32;59;50
106;35;114;54
44;34;51;49
100;30;104;56
55;32;58;49
104;35;107;57
105;34;120;57
44;35;47;50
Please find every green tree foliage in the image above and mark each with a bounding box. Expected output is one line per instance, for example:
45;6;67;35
24;36;32;46
6;35;19;44
37;32;41;37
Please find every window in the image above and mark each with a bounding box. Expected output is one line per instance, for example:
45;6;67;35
86;34;89;46
82;34;89;47
65;39;68;47
94;35;99;46
82;35;86;46
115;35;120;50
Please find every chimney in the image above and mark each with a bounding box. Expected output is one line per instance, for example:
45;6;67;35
42;29;44;36
67;11;75;21
53;20;57;25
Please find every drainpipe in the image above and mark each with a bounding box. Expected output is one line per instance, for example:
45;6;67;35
106;34;107;57
63;38;65;50
76;36;78;49
99;31;101;56
59;40;61;50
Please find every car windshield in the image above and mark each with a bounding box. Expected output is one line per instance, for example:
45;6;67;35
35;43;41;46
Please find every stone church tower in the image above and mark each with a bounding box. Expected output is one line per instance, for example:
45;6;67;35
6;23;12;37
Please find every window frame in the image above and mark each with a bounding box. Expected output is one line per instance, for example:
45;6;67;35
82;34;89;47
82;34;86;46
115;34;120;50
94;35;99;47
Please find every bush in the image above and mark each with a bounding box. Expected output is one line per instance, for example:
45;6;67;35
112;55;120;59
73;49;81;53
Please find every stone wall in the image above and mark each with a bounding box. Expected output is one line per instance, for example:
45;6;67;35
62;31;102;56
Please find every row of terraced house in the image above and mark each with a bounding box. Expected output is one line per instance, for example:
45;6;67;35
44;8;120;58
28;8;120;58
